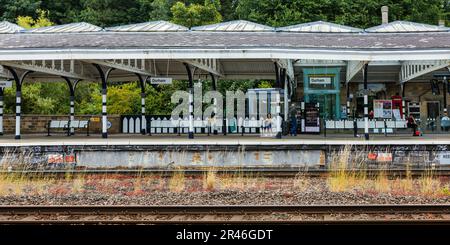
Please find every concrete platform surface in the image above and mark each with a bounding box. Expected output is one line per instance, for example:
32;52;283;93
1;134;450;146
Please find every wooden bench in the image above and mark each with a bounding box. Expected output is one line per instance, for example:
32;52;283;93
47;120;90;136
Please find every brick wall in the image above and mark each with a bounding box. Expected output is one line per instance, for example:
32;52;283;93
1;115;121;134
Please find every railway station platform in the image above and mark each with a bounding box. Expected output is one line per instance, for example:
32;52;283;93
0;134;449;170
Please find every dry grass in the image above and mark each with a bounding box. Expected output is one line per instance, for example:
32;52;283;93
397;164;414;193
327;146;365;192
168;169;185;192
418;168;440;195
219;170;245;190
203;168;217;191
374;169;390;193
293;171;309;192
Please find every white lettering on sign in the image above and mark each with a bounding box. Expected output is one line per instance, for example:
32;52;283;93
0;81;12;88
150;77;172;84
309;77;331;85
436;151;450;165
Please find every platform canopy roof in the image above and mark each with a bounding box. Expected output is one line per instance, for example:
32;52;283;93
0;21;24;33
276;21;362;33
106;20;188;32
0;19;448;84
366;21;450;33
27;22;103;33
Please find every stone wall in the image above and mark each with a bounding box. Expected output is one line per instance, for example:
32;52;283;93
1;115;121;134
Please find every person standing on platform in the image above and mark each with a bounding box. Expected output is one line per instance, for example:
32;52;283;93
441;112;450;131
290;110;298;136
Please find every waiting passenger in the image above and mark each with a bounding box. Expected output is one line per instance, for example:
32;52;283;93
263;114;273;133
407;115;419;136
441;112;450;131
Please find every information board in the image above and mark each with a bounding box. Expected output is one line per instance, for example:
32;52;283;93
302;103;320;133
373;100;392;119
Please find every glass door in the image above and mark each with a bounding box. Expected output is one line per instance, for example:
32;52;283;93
309;94;335;120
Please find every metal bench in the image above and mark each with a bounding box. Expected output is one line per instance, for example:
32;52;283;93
47;120;90;136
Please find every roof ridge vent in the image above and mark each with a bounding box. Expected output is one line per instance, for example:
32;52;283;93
0;21;25;33
27;22;103;33
277;21;362;33
106;20;188;32
191;20;273;32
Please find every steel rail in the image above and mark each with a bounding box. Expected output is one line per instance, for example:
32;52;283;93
0;205;449;224
1;169;450;178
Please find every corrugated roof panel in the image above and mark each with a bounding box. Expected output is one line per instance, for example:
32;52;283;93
277;21;362;33
192;20;273;32
106;21;188;32
28;22;103;33
366;21;449;32
0;21;25;33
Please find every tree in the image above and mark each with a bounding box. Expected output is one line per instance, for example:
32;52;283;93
0;0;42;22
171;0;222;28
40;1;83;24
140;0;172;21
17;9;54;29
235;0;449;28
77;0;144;27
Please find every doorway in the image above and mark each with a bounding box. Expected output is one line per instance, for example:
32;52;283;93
308;94;336;120
427;101;440;119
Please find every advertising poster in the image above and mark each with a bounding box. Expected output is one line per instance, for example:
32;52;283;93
374;100;393;119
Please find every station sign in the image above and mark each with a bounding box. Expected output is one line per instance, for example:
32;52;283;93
0;80;12;88
150;77;172;85
309;77;331;85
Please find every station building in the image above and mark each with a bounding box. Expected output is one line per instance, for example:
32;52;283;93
0;9;449;139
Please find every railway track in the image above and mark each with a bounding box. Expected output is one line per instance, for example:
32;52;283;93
0;205;449;224
2;168;450;177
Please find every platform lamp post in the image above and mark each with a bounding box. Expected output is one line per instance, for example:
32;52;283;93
363;63;369;140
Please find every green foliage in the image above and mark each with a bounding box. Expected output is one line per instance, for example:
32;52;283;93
236;0;449;28
257;80;273;89
77;0;143;27
171;0;223;27
17;9;53;29
145;0;172;20
0;0;42;22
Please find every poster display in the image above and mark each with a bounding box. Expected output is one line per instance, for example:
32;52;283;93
302;103;320;133
373;100;393;119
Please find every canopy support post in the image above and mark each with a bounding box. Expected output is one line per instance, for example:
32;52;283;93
0;88;3;136
3;66;33;140
184;63;194;139
136;73;147;135
93;64;114;139
363;63;369;140
210;73;218;135
63;77;81;135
